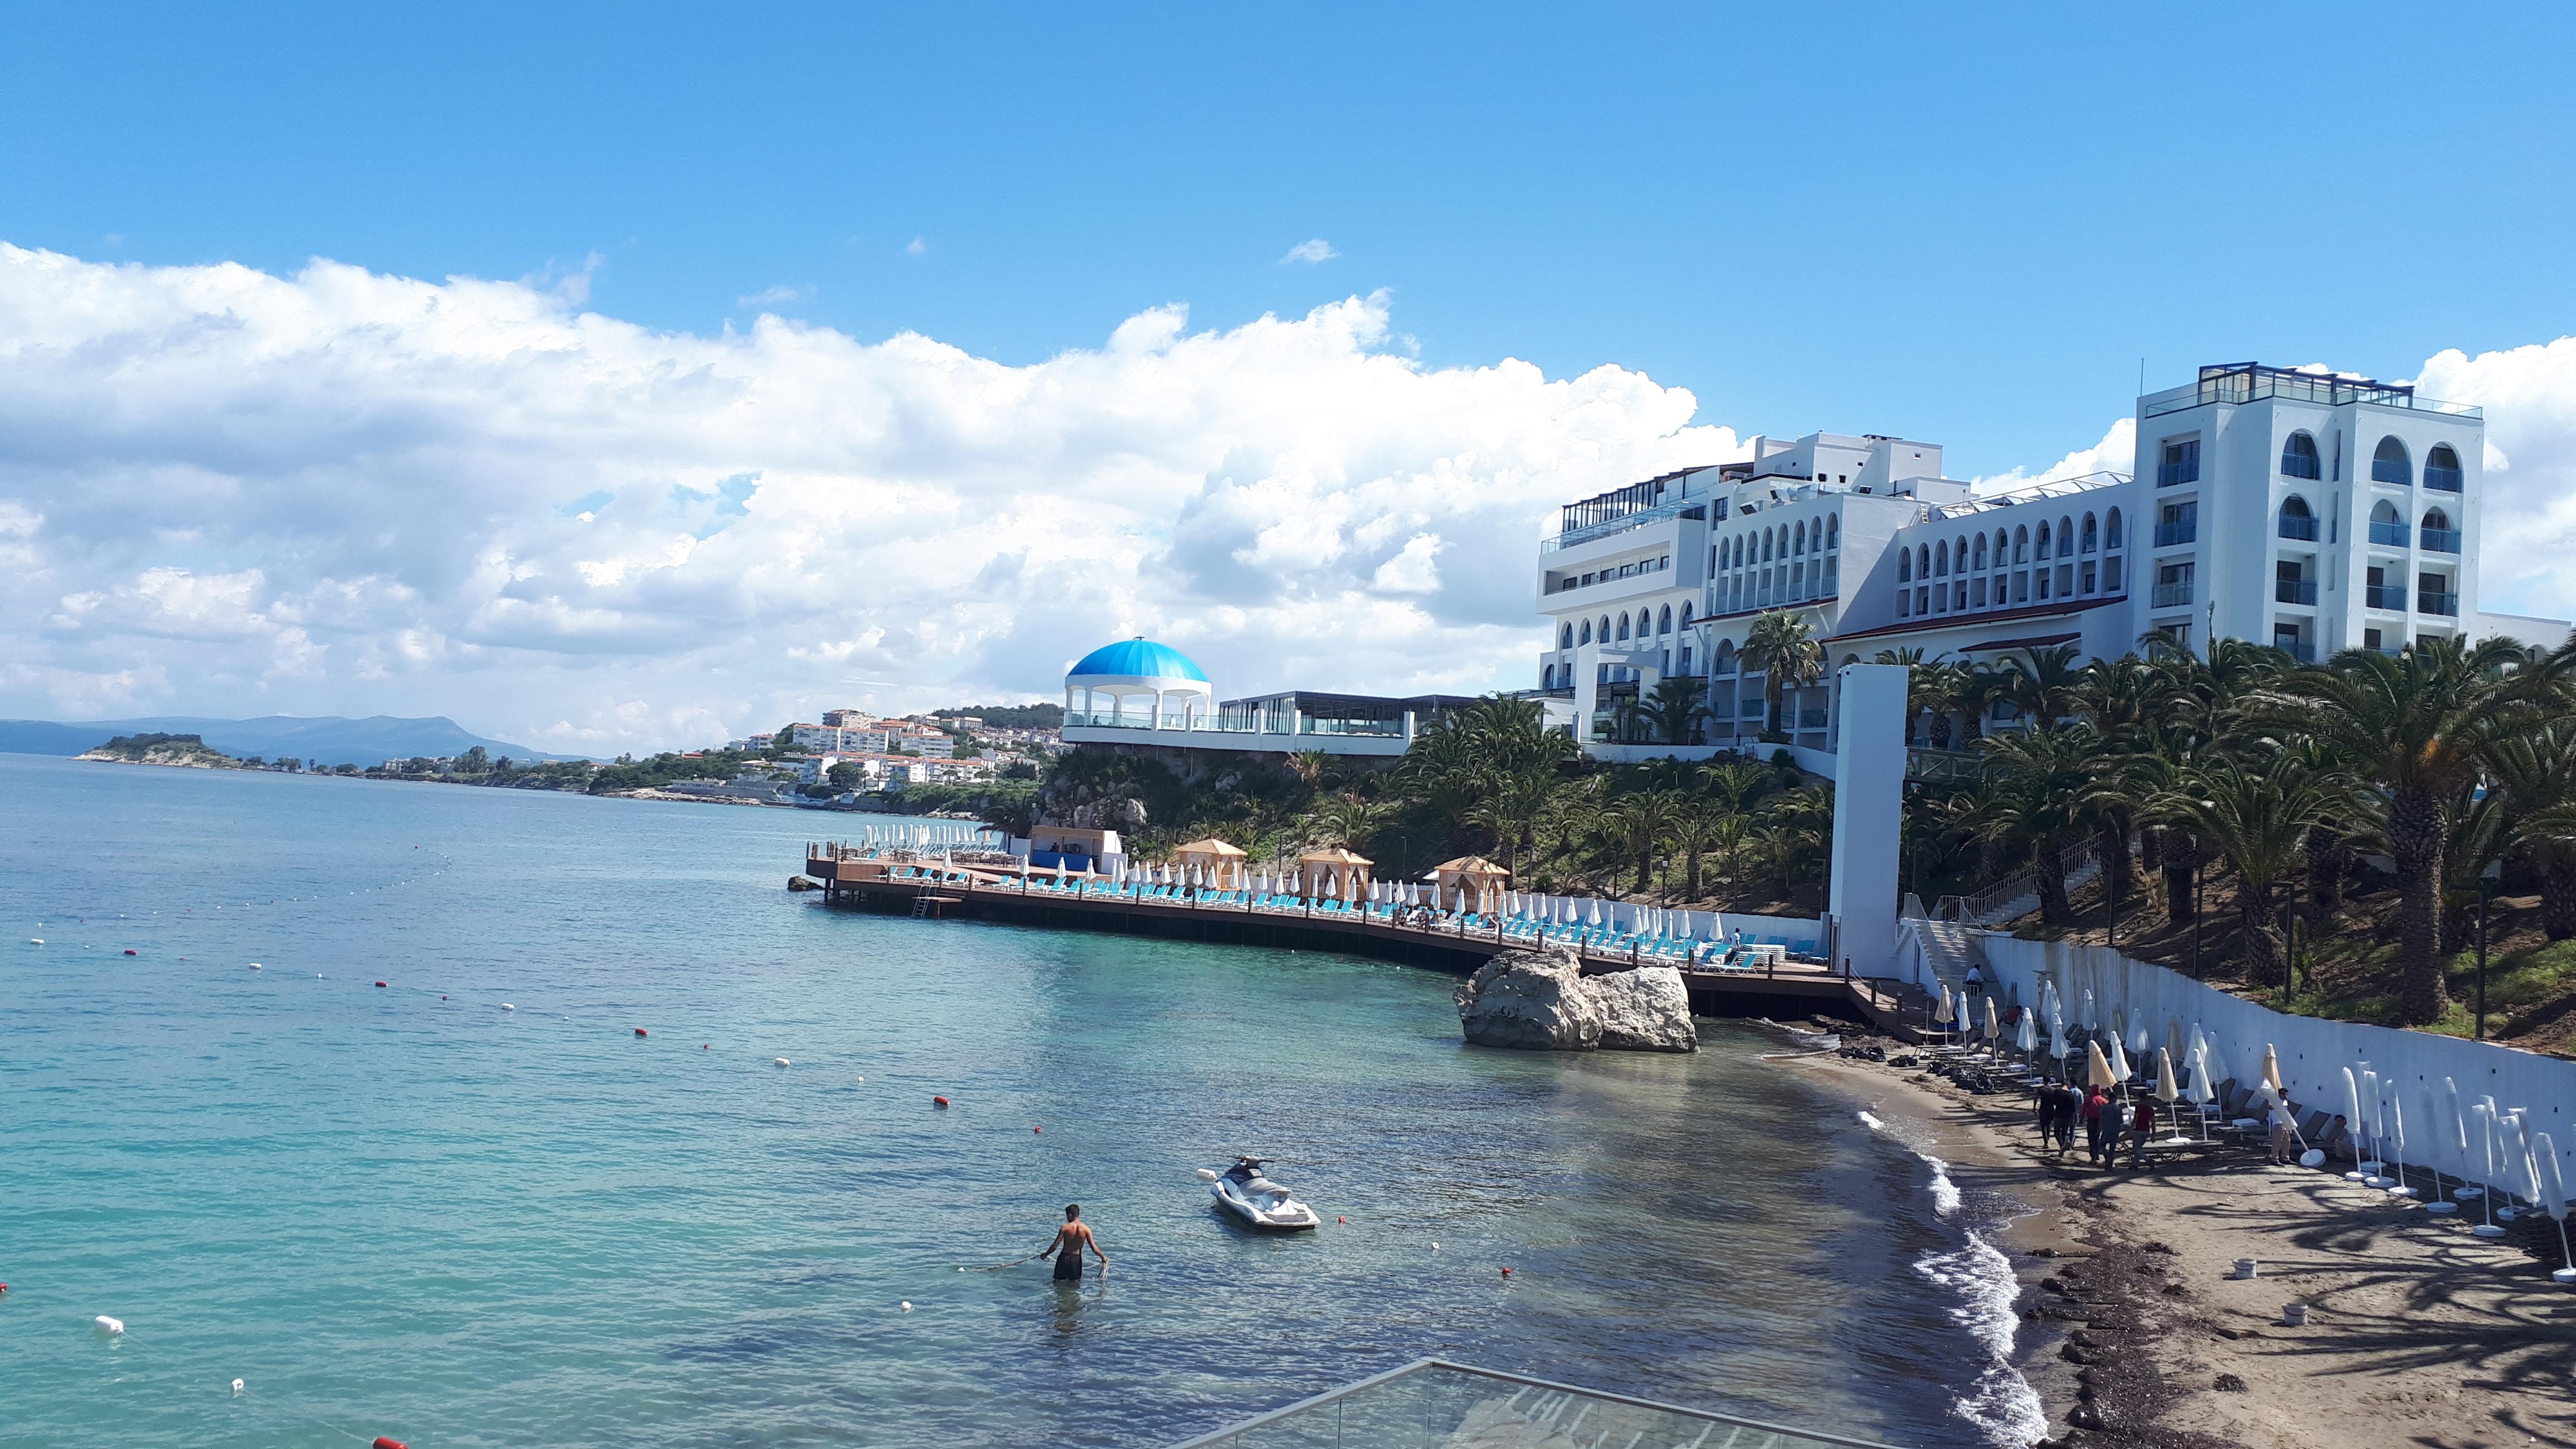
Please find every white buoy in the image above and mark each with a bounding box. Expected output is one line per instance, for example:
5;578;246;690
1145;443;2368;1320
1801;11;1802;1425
231;1378;245;1395
855;1075;864;1082
27;938;40;945
250;964;262;970
503;1003;515;1010
1430;1242;1440;1251
900;1301;913;1312
94;1315;124;1334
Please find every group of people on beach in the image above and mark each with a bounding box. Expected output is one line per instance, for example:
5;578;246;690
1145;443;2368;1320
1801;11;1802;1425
2034;1081;2160;1169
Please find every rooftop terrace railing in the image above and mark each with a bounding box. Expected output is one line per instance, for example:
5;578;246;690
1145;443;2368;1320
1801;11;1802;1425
1542;496;1707;554
2141;363;2481;420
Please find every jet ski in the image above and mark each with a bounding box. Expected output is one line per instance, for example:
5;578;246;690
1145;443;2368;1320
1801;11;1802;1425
1204;1156;1321;1231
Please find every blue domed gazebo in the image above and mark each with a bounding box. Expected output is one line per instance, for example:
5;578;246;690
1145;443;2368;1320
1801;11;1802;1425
1064;637;1214;730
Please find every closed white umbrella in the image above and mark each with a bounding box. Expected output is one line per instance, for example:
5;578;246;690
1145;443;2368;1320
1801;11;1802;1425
2049;1013;2071;1077
1983;996;2002;1049
2418;1082;2455;1214
2358;1069;2386;1182
2529;1132;2575;1284
2080;988;2097;1035
2186;1046;2217;1139
2469;1102;2503;1235
2015;1008;2037;1066
2381;1081;2412;1198
1934;985;1955;1046
2502;1110;2539;1221
2125;1008;2148;1060
2445;1079;2479;1206
2342;1069;2367;1181
2105;1034;2130;1088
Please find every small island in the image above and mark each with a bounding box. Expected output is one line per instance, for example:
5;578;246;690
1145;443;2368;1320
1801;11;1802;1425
76;732;246;769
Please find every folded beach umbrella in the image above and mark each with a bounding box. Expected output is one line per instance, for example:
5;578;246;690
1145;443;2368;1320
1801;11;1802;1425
2381;1081;2411;1197
2049;1012;2070;1071
2080;988;2097;1035
2504;1110;2540;1216
2359;1069;2385;1179
2341;1069;2367;1181
2154;1048;2180;1102
2085;1041;2115;1089
2125;1008;2148;1059
2466;1103;2498;1231
2261;1045;2284;1096
2445;1079;2476;1203
2418;1082;2455;1213
2105;1034;2130;1088
2016;1010;2037;1062
2528;1133;2576;1284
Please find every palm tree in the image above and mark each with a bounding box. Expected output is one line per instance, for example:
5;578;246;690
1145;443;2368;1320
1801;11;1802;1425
1464;768;1555;879
2243;637;2543;1022
1286;749;1335;792
2147;752;2337;987
1970;726;2099;924
1741;610;1825;737
1600;789;1684;894
1992;644;2086;732
1640;675;1712;746
1666;800;1732;900
1301;793;1389;852
2483;721;2576;940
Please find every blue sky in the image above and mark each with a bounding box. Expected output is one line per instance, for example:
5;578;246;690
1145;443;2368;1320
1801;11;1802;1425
12;4;2574;476
9;6;2576;748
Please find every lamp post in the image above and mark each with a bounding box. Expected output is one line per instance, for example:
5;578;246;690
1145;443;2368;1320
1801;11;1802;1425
2189;860;2203;981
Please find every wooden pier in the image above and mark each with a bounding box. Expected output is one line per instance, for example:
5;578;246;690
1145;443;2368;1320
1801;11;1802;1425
801;849;1928;1039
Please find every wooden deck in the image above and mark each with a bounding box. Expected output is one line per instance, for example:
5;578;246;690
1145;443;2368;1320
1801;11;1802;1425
802;854;1929;1039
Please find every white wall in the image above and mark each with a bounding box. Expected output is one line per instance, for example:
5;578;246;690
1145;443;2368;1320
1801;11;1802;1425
1943;924;2576;1198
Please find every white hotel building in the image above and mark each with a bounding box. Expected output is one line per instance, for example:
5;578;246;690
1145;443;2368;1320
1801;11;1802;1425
1537;362;2568;752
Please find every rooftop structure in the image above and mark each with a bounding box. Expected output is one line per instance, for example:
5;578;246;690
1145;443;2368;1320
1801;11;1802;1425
1058;640;1476;759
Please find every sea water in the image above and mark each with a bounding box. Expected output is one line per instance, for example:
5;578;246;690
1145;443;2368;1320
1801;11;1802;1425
0;753;2032;1448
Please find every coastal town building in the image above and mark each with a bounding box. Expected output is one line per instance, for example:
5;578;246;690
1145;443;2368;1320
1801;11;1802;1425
1536;362;2572;756
1058;636;1477;761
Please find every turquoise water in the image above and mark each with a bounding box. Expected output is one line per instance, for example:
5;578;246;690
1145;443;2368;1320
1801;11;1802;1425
1;753;2013;1448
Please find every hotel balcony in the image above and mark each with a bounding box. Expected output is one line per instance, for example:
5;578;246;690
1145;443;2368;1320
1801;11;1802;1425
2365;584;2407;611
2152;521;2196;547
2420;527;2461;555
2151;581;2193;608
2369;520;2409;547
2274;579;2317;605
2419;590;2460;617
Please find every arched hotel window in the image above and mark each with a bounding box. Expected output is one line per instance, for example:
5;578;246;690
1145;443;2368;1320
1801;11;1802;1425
1954;536;1968;572
1899;550;1913;582
1733;537;1745;567
1826;517;1839;550
1793;521;1806;555
1616;613;1630;641
2105;508;2124;548
1658;605;1672;633
2282;431;2322;480
1935;541;1949;576
1715;639;1736;673
2058;516;2075;556
2013;525;2029;563
2080;514;2097;553
2034;525;2050;561
2371;499;2402;528
1760;533;1772;562
2277;495;2314;540
2421;506;2455;552
1542;664;1555;688
1972;534;1987;569
1579;619;1592;643
1679;603;1693;627
2372;435;2412;487
2426;443;2463;492
1560;622;1573;648
1598;615;1610;642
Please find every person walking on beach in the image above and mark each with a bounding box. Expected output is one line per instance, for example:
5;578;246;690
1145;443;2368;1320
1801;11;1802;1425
2127;1094;2156;1169
2034;1083;2061;1150
2268;1099;2300;1165
1043;1204;1106;1282
2081;1086;2109;1166
2058;1081;2086;1153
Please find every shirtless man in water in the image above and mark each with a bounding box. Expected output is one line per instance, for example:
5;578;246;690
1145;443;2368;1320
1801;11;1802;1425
1045;1204;1106;1281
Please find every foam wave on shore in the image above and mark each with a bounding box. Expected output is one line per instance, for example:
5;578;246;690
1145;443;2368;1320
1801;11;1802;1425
1859;1109;2049;1447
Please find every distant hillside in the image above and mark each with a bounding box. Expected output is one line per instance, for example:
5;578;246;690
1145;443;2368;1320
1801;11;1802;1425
931;702;1064;730
0;714;581;768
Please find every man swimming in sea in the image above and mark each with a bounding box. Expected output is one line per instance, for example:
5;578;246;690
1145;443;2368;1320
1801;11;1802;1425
1044;1204;1106;1281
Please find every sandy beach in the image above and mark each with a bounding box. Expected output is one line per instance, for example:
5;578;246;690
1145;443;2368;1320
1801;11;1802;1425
1786;1049;2576;1448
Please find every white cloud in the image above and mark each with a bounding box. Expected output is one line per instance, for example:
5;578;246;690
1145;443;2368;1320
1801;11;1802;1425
0;244;1730;752
906;236;926;257
736;283;812;309
2417;339;2576;623
1278;238;1338;266
1972;417;2135;495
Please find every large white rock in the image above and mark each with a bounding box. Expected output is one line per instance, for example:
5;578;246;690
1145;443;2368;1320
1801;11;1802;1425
1589;965;1699;1052
1455;948;1603;1050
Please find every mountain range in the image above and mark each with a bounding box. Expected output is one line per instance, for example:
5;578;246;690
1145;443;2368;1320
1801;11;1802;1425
0;715;584;767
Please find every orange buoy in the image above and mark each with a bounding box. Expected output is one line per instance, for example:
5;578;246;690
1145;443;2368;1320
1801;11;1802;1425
1337;1216;1346;1224
1500;1267;1512;1276
374;1438;409;1449
123;949;137;956
634;1027;648;1038
933;1096;950;1107
375;981;387;988
702;1043;710;1050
